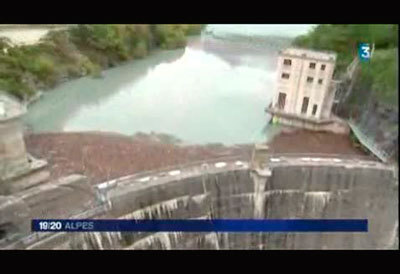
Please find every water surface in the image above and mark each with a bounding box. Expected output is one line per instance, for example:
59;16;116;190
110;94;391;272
24;25;313;145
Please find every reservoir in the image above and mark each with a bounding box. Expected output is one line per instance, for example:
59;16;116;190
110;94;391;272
24;25;313;145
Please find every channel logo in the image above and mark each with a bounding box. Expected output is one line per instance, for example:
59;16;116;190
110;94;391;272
358;43;371;62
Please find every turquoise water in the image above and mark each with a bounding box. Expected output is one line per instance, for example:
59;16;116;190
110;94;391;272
24;26;313;145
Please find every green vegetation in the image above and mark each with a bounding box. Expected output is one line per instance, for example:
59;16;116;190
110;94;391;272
0;24;204;100
293;24;398;105
358;48;398;104
349;130;372;156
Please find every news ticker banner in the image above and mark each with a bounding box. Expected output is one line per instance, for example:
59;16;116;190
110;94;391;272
32;219;368;233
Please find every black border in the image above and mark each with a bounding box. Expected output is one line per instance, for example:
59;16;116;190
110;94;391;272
1;249;398;269
0;2;398;267
1;1;399;23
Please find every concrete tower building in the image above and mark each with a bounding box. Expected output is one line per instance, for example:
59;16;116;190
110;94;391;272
0;92;30;179
266;48;348;134
0;91;49;195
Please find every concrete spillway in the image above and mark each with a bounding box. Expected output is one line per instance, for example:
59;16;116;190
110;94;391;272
5;156;398;250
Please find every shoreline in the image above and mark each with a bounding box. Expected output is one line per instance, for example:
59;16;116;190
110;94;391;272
22;45;187;108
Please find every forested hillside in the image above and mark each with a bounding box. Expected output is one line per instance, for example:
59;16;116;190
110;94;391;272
0;24;204;100
293;24;398;105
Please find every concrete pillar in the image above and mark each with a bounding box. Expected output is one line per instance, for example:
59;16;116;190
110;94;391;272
0;92;30;183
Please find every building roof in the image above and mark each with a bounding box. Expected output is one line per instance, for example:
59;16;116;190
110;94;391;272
0;91;27;121
279;47;337;62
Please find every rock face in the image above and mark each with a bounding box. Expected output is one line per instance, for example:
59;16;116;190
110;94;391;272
336;74;399;163
0;92;30;185
0;92;50;195
355;102;398;161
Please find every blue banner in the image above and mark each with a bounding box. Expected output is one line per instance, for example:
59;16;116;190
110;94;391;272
32;219;368;233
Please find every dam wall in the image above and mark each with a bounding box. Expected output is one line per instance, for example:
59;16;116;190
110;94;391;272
3;156;397;250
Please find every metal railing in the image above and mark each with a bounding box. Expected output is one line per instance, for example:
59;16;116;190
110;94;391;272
348;119;391;162
346;57;359;79
261;152;374;161
95;154;249;189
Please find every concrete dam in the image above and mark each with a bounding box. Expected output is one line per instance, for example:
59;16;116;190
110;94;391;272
4;154;397;250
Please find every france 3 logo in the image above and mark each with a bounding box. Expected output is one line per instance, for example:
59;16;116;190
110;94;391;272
358;43;371;62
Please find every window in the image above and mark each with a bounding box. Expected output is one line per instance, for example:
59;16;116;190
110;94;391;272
306;76;314;83
318;79;323;84
281;73;290;79
321;64;326;71
278;93;286;110
301;97;309;114
312;104;318;115
283;59;292;66
309;62;316;69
